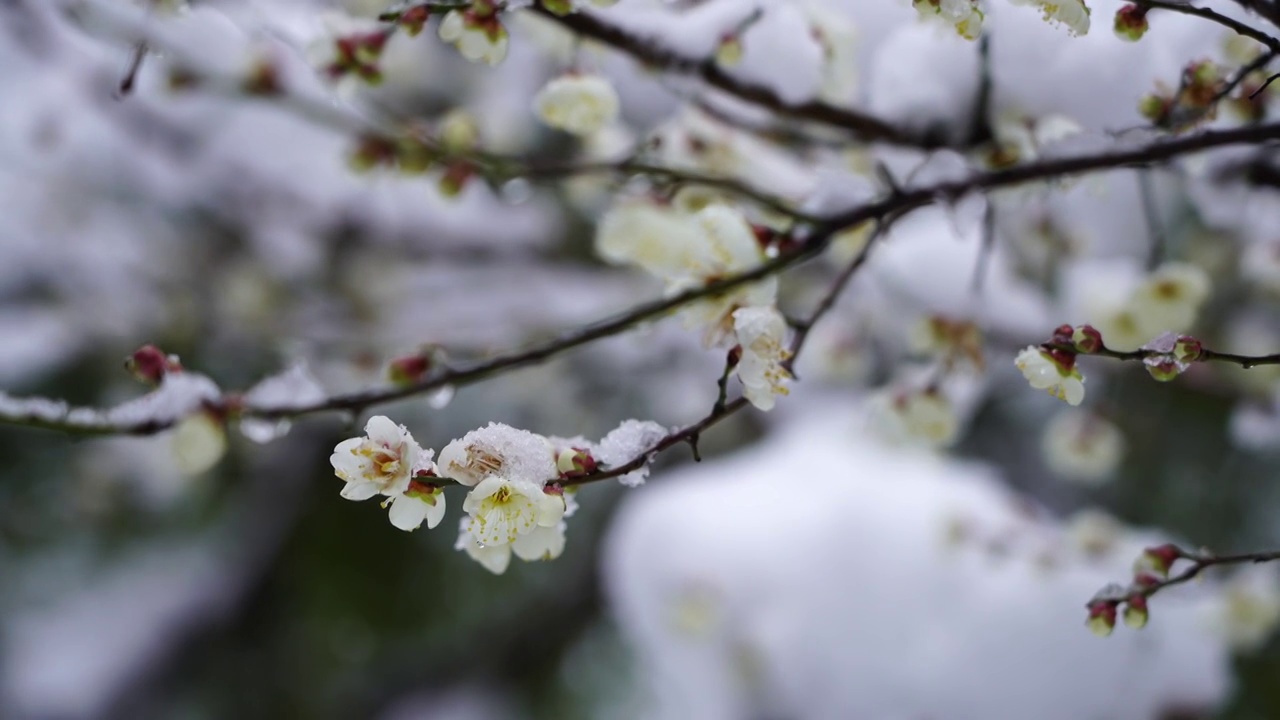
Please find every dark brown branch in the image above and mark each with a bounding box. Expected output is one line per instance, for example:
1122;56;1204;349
563;221;891;488
1047;341;1280;368
1132;0;1280;51
10;121;1280;437
530;4;931;148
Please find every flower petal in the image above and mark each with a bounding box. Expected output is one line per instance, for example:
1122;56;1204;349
340;481;381;501
387;493;430;531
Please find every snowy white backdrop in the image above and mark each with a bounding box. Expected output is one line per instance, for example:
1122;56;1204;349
5;0;1280;718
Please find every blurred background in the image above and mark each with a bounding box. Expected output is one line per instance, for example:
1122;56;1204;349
5;0;1280;718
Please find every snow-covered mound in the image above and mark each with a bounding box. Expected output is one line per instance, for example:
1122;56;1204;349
604;399;1234;720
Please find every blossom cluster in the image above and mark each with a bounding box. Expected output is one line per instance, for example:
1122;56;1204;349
596;200;792;411
329;415;663;573
913;0;1090;40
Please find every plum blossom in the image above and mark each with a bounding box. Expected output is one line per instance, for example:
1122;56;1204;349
596;202;776;345
912;0;984;41
1010;0;1092;35
438;9;508;66
455;520;567;575
732;306;792;411
872;387;960;448
533;74;620;136
330;416;444;531
1042;409;1125;484
1016;347;1085;405
440;423;569;573
436;422;558;487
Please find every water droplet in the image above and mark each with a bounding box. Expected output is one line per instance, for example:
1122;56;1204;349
427;384;454;409
501;178;532;204
241;418;292;444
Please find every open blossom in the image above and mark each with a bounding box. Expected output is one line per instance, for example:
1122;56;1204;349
1129;262;1211;334
1016;347;1085;405
873;387;960;448
912;0;984;40
533;74;620;136
330;416;444;531
1010;0;1091;35
436;422;558;487
732;306;791;411
455;520;567;575
461;475;564;546
596;202;776;345
438;9;508;66
1042;409;1125;483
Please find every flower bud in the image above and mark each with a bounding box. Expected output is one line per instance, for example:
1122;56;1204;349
556;447;598;478
438;161;476;197
1072;325;1103;354
1143;354;1185;382
715;34;744;67
399;5;430;35
1086;601;1118;637
388;355;431;387
125;344;181;385
1123;595;1150;629
1174;335;1203;363
1134;544;1181;578
1113;4;1148;42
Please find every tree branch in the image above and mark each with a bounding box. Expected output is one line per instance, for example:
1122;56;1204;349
529;4;933;148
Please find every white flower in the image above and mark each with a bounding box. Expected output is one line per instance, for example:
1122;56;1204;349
1129;261;1211;335
873;388;960;448
330;415;430;499
437;422;558;486
438;9;508;66
913;0;984;40
732;306;791;411
596;202;708;278
596;202;776;345
678;206;777;343
330;416;443;531
533;74;620;136
386;481;447;531
172;411;227;475
454;521;568;574
1041;409;1125;484
1015;347;1085;406
1213;573;1280;652
1009;0;1091;36
1064;509;1123;557
461;476;565;546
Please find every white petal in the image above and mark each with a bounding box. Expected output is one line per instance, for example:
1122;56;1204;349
364;415;404;446
463;475;506;512
340;481;381;501
424;493;447;529
465;539;512;574
387;494;430;531
512;524;566;561
535;492;566;527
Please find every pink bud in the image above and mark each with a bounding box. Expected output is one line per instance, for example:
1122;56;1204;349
1143;354;1185;382
1086;601;1118;637
1174;335;1203;363
388;355;431;387
1072;325;1104;354
125;344;180;385
1113;4;1149;42
1123;595;1150;629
